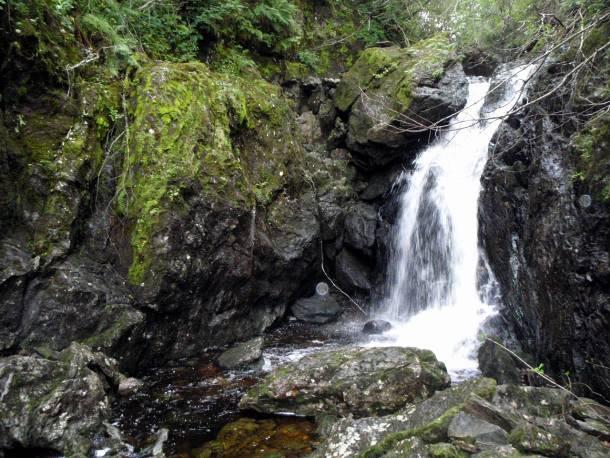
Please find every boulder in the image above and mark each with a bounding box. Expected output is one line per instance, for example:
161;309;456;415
291;294;342;324
335;37;468;170
335;249;372;293
362;319;392;334
118;377;144;397
218;337;264;370
239;347;450;418
0;343;128;456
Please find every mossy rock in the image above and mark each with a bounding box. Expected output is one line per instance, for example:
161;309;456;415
117;61;304;284
573;112;610;202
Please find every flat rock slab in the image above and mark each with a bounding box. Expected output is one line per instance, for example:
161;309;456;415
239;346;450;418
218;336;264;369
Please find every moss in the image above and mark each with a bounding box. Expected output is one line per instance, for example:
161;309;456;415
117;60;304;284
573;112;610;202
428;443;468;458
360;405;462;458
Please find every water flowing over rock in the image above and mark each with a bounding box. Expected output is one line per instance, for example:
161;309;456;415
239;347;450;418
368;65;536;380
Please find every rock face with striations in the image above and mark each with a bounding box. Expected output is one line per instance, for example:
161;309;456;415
239;347;450;418
479;62;610;399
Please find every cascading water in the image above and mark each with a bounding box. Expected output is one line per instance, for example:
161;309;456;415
368;65;536;380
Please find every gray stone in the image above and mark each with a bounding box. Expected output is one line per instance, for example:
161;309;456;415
362;319;392;334
240;347;450;418
0;343;128;456
218;337;264;369
292;294;342;324
477;338;522;385
335;249;372;292
448;411;509;449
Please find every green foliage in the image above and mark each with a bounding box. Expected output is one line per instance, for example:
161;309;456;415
188;0;302;56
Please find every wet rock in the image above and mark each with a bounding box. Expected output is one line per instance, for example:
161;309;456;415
218;337;264;370
343;203;377;256
240;347;450;418
479;64;610;399
335;248;372;293
291;294;342;324
477;338;522;385
0;343;127;456
117;377;144;397
448;411;509;450
362;319;392;334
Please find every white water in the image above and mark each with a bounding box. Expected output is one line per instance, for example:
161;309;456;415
368;66;535;380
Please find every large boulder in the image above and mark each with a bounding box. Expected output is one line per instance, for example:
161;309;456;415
239;347;450;418
291;293;342;324
335;36;468;170
0;343;129;456
335;248;373;293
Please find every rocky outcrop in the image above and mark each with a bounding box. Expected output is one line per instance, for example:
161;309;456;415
479;63;610;399
312;379;610;457
334;36;468;170
0;343;130;456
239;347;450;418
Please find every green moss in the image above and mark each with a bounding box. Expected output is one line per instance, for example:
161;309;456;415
119;61;303;284
428;442;468;458
573;112;610;202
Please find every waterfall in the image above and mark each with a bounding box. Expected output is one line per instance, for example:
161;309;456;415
368;65;536;380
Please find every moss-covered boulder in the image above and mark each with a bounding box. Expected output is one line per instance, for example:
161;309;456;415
240;347;451;418
334;36;468;169
0;343;130;456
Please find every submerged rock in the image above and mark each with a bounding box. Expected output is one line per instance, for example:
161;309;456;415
291;293;342;324
239;346;450;418
362;319;392;334
218;337;264;370
0;343;128;456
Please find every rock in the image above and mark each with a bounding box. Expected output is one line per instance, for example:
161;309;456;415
312;377;497;458
297;110;323;145
479;63;610;399
118;377;144;396
335;248;372;293
239;347;450;418
471;445;523;457
362;319;392;334
343;203;378;256
477;338;522;385
335;37;467;170
291;293;342;324
0;343;128;456
448;412;509;450
568;397;610;441
218;337;264;370
508;423;570;457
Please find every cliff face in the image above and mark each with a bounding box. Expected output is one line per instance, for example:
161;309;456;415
479;62;610;399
